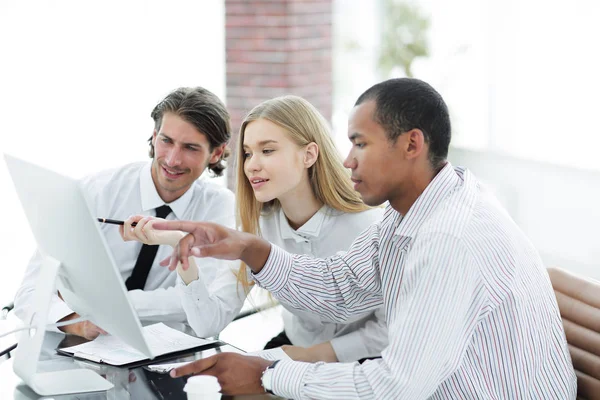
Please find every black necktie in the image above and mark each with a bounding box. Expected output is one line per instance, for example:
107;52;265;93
125;205;172;291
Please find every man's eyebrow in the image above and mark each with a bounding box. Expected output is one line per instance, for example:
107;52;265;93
158;133;202;148
349;133;363;141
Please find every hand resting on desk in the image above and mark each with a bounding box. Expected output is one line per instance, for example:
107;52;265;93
170;352;272;395
166;346;336;395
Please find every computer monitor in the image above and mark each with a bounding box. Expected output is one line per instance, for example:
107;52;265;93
4;154;155;395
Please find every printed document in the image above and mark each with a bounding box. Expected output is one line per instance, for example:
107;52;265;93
59;323;217;366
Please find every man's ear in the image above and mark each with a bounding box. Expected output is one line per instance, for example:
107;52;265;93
209;143;227;164
151;130;158;147
304;142;319;168
405;129;426;160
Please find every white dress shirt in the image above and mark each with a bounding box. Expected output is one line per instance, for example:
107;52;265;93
178;206;387;361
13;161;238;331
253;163;577;399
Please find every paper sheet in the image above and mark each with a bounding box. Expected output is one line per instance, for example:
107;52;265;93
146;346;291;374
146;360;192;373
60;323;217;366
248;346;291;361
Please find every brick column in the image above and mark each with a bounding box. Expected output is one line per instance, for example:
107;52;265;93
225;0;333;188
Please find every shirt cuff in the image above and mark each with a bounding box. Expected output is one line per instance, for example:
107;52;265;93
177;273;209;301
252;245;293;293
271;359;311;399
330;330;369;363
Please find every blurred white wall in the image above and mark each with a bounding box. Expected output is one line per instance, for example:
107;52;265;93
449;147;600;280
331;0;382;156
421;0;600;279
0;0;225;307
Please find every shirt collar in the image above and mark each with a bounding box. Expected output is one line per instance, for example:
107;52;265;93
139;162;194;219
278;205;328;243
394;162;463;239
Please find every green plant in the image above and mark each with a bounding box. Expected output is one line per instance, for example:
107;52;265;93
378;0;430;78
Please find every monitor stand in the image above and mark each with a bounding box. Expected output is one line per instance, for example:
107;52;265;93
12;255;113;395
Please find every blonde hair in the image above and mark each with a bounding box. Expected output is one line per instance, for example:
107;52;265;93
235;95;370;294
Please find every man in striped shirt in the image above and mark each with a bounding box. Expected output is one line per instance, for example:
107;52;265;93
157;78;576;399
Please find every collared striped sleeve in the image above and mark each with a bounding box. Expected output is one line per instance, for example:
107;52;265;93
253;223;384;323
271;359;375;400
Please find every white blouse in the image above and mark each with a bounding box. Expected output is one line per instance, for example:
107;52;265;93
259;205;387;362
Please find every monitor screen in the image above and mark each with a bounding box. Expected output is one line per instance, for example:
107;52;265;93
4;154;153;358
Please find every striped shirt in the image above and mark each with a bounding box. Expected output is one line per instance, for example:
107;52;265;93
253;163;576;399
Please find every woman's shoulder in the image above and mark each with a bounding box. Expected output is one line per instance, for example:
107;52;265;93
325;205;384;230
258;207;279;234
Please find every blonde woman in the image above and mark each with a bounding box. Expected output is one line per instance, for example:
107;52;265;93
122;96;387;363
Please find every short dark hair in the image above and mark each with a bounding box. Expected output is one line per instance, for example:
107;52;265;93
355;78;451;169
149;87;231;176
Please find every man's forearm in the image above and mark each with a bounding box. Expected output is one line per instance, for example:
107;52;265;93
240;233;271;273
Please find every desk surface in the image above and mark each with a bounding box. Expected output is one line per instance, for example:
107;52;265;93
0;331;281;400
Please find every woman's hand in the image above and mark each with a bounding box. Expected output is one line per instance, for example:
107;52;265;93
120;216;199;284
119;216;185;247
152;220;271;274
